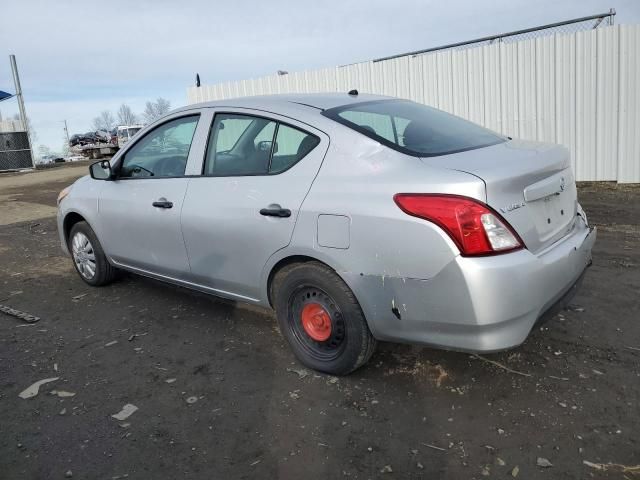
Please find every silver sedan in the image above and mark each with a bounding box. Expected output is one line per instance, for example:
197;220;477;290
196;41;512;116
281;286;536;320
57;93;596;375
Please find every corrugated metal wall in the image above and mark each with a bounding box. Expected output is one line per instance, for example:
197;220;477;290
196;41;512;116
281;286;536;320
188;24;640;183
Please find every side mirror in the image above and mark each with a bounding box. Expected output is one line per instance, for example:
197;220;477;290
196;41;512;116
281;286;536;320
89;160;113;180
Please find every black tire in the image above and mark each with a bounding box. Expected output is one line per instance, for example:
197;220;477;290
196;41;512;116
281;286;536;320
272;261;377;375
68;221;117;286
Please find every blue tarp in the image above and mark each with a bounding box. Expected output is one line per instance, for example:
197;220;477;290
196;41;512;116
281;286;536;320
0;90;14;102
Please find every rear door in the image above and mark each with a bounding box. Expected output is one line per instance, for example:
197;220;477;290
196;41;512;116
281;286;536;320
181;108;328;301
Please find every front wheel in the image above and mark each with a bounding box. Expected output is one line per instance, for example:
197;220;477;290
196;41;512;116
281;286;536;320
272;262;376;375
68;221;117;286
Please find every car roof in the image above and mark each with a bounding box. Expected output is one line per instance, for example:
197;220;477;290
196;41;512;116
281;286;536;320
177;92;395;113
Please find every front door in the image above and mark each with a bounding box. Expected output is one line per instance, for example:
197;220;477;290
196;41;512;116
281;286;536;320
181;109;328;301
97;113;201;278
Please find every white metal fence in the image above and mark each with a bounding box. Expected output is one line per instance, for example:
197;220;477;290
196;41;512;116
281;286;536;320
188;24;640;183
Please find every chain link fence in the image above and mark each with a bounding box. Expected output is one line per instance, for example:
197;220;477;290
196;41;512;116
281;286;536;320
1;54;35;172
374;9;616;61
0;131;33;170
0;117;33;171
486;14;614;46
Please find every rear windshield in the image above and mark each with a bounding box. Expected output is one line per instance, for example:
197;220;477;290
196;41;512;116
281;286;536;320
322;99;506;157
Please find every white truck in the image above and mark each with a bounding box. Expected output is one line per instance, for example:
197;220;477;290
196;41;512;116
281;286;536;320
116;125;143;148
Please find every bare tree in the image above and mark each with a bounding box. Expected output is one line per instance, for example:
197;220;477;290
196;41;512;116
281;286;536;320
142;102;156;124
92;110;115;131
117;104;138;126
155;97;171;116
143;97;171;124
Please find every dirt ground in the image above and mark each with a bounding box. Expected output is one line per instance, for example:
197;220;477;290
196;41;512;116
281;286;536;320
1;165;639;479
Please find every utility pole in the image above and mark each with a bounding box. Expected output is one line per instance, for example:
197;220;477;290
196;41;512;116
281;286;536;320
63;119;70;143
9;54;34;166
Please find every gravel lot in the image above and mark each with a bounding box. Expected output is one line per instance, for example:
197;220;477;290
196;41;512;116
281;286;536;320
1;165;639;479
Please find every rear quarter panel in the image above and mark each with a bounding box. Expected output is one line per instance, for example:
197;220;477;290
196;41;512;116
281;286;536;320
262;128;486;332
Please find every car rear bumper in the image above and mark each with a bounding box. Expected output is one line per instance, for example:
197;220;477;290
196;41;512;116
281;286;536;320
345;217;596;352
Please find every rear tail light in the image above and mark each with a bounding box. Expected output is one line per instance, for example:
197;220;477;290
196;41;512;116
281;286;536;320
393;194;523;256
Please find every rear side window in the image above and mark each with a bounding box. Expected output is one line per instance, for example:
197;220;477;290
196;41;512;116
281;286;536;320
270;124;320;174
203;113;320;176
322;100;505;157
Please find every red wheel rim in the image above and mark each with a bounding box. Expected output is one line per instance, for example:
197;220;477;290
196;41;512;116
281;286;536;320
301;303;332;341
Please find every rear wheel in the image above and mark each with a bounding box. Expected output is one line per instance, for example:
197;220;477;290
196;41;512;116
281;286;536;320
69;221;117;286
272;262;376;375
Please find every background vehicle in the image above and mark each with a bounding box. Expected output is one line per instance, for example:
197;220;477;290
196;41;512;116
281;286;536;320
38;154;64;164
69;124;143;159
69;132;99;146
57;93;595;375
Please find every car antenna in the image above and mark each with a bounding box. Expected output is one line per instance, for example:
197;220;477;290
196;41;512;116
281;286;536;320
348;89;358;96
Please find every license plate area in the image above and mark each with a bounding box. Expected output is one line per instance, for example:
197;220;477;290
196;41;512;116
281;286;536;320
524;168;577;243
528;188;576;242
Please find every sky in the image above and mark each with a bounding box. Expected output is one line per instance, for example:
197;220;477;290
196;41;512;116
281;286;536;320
1;0;639;154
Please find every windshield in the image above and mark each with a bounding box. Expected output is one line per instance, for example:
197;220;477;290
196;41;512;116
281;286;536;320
322;99;506;157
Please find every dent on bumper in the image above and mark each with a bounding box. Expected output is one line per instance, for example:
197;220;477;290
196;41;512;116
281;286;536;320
345;222;596;353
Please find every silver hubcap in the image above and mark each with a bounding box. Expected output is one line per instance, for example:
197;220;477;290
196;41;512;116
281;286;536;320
72;232;97;280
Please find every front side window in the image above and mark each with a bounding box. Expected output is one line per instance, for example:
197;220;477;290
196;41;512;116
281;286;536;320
204;113;319;176
119;115;199;178
322;100;505;157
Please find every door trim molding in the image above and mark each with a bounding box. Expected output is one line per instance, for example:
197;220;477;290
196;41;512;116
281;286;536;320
109;258;262;304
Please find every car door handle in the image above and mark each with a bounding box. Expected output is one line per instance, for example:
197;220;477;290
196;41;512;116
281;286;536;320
152;199;173;209
260;206;291;218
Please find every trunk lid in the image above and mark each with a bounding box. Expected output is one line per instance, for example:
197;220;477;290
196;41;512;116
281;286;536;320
420;139;578;253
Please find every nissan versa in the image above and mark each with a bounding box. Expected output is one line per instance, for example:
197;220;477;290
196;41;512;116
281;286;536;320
57;93;596;375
